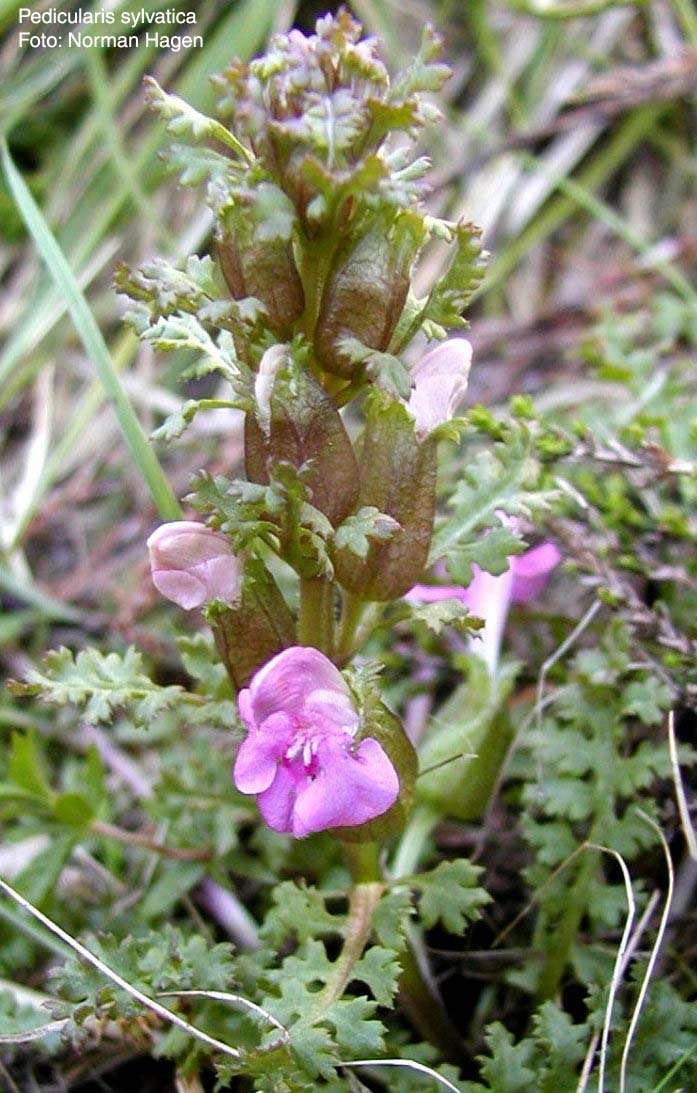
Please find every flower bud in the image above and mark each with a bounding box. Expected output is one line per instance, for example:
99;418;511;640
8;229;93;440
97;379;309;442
407;338;472;439
206;559;295;690
334;397;436;600
244;345;359;526
314;217;421;378
147;521;242;610
216;183;304;336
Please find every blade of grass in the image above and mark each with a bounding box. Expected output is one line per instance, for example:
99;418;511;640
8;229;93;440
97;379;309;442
517;150;697;304
83;47;175;250
473;105;666;302
0;563;82;622
1;141;181;521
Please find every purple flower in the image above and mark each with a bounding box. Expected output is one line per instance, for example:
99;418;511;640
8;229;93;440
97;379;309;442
406;337;472;439
408;541;561;675
233;647;399;837
147;521;243;610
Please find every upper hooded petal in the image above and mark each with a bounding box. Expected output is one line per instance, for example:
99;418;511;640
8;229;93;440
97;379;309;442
147;521;243;608
247;646;350;723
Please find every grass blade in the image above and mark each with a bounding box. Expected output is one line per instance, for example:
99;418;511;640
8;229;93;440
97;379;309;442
0;140;182;521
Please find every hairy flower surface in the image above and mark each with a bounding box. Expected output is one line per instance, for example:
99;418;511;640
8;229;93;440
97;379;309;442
409;541;561;673
147;521;243;610
406;337;472;437
233;647;399;837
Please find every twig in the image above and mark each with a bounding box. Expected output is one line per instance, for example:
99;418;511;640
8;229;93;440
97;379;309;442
90;819;212;862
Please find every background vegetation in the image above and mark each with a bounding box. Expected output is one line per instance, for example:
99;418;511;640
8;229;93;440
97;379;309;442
0;1;695;1090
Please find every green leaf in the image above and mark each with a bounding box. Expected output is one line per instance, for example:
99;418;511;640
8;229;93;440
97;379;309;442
151;397;245;444
260;882;343;946
478;1023;537;1093
351;946;401;1006
412;859;491;934
333;507;400;560
53;792;94;829
144;77;253;164
12;646;185;725
621;676;672;725
418;220;485;331
372;888;413;950
7;730;52;802
405;598;480;635
429;433;545;567
139;313;240;384
447;525;527;585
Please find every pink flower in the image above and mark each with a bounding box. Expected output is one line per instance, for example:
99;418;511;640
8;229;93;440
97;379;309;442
408;541;561;675
233;647;399;837
406;338;472;438
147;521;243;610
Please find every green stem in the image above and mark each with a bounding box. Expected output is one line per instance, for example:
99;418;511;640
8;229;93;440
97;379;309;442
342;841;382;885
342;840;464;1063
391;803;439;879
336;592;366;663
535;846;596;1000
398;931;464;1063
314;879;384;1013
298;576;335;656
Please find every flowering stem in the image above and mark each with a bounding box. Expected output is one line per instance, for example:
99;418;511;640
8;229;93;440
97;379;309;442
313;880;384;1014
336;592;366;663
298;576;335;656
342;840;464;1062
342;840;382;885
398;932;464;1062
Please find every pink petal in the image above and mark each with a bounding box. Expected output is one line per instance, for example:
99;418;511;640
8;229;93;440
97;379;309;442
463;565;516;677
257;765;299;834
237;688;255;730
302;688;359;731
147;522;243;608
151;569;207;611
233;713;294;793
510;542;561;604
407;338;472;438
404;583;469;605
248;646;349;723
290;737;399;837
191;554;244;604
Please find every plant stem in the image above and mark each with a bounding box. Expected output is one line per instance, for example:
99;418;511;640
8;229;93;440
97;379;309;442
343;840;382;885
314;879;384;1013
342;840;464;1063
535;846;596;1000
90;820;212;862
390;803;439;879
398;931;464;1062
336;592;366;663
298;575;335;656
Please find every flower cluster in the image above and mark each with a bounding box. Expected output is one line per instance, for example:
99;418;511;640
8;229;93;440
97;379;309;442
136;13;554;841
